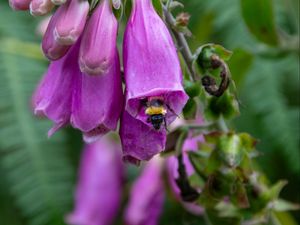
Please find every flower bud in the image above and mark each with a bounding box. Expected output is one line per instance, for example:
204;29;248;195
30;0;54;16
42;11;71;60
125;157;164;225
71;51;123;143
120;111;166;164
66;137;123;225
123;0;188;128
79;0;118;75
9;0;31;10
54;0;89;45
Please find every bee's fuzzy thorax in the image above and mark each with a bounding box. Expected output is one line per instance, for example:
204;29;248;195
145;106;167;115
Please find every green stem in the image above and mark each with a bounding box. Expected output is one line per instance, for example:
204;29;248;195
163;6;198;82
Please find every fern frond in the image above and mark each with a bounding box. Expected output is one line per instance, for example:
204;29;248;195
241;57;300;172
0;43;74;225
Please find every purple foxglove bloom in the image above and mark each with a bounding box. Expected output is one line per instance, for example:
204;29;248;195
54;0;89;45
9;0;31;10
66;136;123;225
30;0;54;16
167;134;204;215
125;157;164;225
120;110;166;164
33;40;80;136
42;11;71;60
123;0;188;127
71;51;123;143
79;0;118;76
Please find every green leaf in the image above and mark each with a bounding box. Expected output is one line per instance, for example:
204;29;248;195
218;134;245;168
188;151;208;178
272;199;300;212
206;209;241;225
240;0;279;46
184;80;201;98
228;48;253;87
238;133;257;152
124;0;132;18
183;98;197;120
205;91;240;120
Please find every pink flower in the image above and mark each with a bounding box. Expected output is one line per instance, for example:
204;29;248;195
79;0;118;75
123;0;188;128
71;50;123;143
120;111;166;164
42;9;71;60
125;157;165;225
66;136;123;225
30;0;54;16
34;38;123;141
9;0;31;10
53;0;89;45
33;40;80;136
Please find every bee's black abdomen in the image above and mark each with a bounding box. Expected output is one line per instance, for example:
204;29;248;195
150;114;164;130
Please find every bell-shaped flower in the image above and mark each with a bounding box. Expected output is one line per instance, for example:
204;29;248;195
124;157;164;225
123;0;188;128
79;0;118;76
34;37;123;141
54;0;89;45
9;0;31;10
71;51;123;143
30;0;54;16
120;111;166;164
42;11;71;60
33;40;80;136
66;136;123;225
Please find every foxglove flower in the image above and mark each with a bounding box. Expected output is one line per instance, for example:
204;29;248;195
71;51;123;143
120;111;166;164
123;0;188;127
125;157;165;225
9;0;31;10
54;0;89;45
79;0;118;75
66;136;123;225
34;38;123;140
167;132;204;215
42;10;71;60
33;40;80;136
30;0;54;16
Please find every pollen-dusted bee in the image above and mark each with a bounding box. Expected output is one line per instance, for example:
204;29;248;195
143;97;167;130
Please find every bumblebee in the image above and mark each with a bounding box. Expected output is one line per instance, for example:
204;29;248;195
143;97;167;130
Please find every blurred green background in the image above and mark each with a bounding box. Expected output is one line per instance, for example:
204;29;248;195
0;0;299;224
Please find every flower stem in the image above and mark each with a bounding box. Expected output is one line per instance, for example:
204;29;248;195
163;6;198;82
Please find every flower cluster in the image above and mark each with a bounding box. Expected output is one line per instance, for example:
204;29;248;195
11;0;188;162
66;134;202;225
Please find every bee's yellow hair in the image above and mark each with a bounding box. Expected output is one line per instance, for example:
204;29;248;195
145;106;167;115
